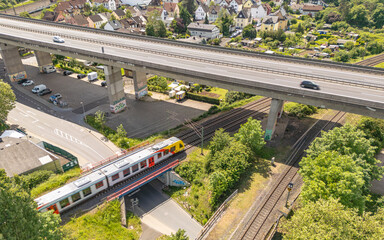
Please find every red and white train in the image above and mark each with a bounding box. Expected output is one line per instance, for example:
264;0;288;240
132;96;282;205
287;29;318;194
35;137;185;214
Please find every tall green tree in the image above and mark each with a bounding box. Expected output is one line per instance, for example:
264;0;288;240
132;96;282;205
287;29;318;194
300;151;366;211
94;110;106;126
116;124;127;138
281;198;384;240
204;14;209;24
181;0;196;15
347;4;369;28
0;169;62;240
168;229;189;240
372;3;384;29
179;7;192;30
146;23;156;36
242;24;257;39
0;80;16;122
217;13;232;37
234;117;265;156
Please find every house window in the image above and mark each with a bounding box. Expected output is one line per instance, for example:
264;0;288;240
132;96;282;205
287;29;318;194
72;192;81;202
59;198;70;209
140;160;147;168
112;174;119;181
96;181;104;189
132;164;139;173
170;146;176;152
83;187;92;197
123;168;130;177
158;153;162;159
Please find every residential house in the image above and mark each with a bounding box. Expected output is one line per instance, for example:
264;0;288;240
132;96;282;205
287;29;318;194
72;14;89;26
235;8;251;29
187;22;220;39
125;6;140;17
195;4;209;21
42;11;57;21
98;12;112;23
269;9;288;30
251;3;271;19
243;0;260;8
218;0;229;7
132;15;146;26
261;15;287;31
92;0;117;11
112;9;126;20
104;20;122;30
55;1;73;14
54;12;66;23
301;4;323;16
87;14;104;28
69;0;87;15
310;0;327;7
228;0;242;13
207;5;221;23
161;2;179;22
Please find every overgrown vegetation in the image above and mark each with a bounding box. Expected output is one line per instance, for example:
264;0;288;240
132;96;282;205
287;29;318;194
63;200;141;240
284;102;318;119
147;76;170;93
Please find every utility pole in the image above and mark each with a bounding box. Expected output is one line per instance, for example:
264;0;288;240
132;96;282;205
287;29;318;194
185;119;204;155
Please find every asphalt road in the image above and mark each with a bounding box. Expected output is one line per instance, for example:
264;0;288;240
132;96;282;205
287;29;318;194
1;17;384;111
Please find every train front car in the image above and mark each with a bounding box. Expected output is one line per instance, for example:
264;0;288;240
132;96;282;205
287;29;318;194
152;137;184;165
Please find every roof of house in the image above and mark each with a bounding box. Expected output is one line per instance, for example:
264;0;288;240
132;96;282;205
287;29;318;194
163;2;178;13
88;14;103;22
187;22;218;31
117;28;144;35
99;12;112;20
42;11;56;21
73;14;89;25
209;5;221;14
262;15;279;24
55;1;72;12
197;4;209;13
302;4;323;11
70;0;87;9
106;20;122;30
132;15;145;25
114;9;126;17
236;9;249;19
120;18;132;28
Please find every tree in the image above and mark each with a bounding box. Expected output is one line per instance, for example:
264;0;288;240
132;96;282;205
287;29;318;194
146;23;156;36
182;0;196;15
299;151;366;211
116;124;127;138
0;169;62;239
347;5;369;28
168;229;189;240
19;11;31;18
344;41;355;50
296;23;304;34
179;7;192;30
208;129;232;158
157;20;167;37
234;117;265;155
281;198;384;240
357;117;384;150
94;110;106;126
0;80;16;123
373;4;384;29
204;14;209;24
242;24;256;39
126;9;132;18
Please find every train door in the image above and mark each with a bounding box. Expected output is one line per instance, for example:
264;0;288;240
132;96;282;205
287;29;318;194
148;157;154;167
48;204;59;214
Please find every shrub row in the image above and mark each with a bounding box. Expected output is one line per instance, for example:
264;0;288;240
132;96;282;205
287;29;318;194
186;92;220;105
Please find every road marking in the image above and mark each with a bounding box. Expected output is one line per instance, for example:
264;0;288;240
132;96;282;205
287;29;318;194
37;125;45;129
26;110;36;115
54;128;84;145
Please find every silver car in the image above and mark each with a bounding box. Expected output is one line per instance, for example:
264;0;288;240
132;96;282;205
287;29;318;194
53;36;65;43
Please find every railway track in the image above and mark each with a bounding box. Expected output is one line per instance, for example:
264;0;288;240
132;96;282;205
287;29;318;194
355;53;384;67
235;111;346;240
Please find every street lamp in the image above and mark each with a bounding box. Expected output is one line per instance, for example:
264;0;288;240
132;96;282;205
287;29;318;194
80;102;86;122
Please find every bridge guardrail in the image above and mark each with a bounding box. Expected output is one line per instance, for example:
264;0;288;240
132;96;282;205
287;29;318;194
1;23;383;91
1;13;384;75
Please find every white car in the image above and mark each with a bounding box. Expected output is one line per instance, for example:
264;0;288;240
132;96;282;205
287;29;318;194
22;80;34;86
53;36;65;43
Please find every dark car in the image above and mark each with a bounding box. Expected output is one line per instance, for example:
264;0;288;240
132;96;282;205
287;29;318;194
17;79;28;84
101;81;107;87
63;70;73;76
77;74;86;79
38;88;52;96
300;81;320;90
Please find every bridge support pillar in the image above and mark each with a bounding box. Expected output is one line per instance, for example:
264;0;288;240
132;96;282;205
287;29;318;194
158;170;190;187
35;51;52;73
105;65;126;113
133;68;148;99
0;43;27;81
265;99;284;141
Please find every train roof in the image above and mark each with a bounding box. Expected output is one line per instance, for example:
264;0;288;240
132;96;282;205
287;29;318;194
101;137;181;177
35;170;105;208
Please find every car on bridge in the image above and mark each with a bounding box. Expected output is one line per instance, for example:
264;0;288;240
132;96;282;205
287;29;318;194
300;81;320;90
52;36;65;43
22;80;34;86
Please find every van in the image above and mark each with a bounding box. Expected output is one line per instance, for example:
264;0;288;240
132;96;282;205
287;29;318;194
43;65;56;74
32;84;47;94
87;72;98;82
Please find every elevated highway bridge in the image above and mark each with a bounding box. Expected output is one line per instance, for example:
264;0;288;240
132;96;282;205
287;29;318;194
0;13;383;139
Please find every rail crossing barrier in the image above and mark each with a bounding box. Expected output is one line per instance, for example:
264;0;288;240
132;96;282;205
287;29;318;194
1;13;384;76
107;160;180;202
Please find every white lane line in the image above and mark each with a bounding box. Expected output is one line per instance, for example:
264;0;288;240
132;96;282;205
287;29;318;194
9;117;18;121
37;125;45;129
26;110;36;115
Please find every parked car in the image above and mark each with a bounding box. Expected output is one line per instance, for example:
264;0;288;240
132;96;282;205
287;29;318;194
32;84;46;93
53;36;65;43
22;80;34;86
96;65;105;70
101;81;107;87
300;81;320;90
38;88;52;96
49;93;62;102
77;74;86;79
63;70;73;76
17;79;28;84
84;61;93;66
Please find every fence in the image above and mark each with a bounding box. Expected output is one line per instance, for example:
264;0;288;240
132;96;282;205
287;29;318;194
80;140;150;174
42;141;79;172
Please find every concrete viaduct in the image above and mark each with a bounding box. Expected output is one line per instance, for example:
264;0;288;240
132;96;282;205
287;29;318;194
1;14;384;140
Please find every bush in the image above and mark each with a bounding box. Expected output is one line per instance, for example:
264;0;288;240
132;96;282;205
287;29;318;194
18;170;54;190
186;92;220;105
284;102;318;118
225;91;253;104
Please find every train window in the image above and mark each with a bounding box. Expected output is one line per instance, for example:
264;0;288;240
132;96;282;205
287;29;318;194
123;168;130;177
158;153;162;158
179;144;183;148
83;187;92;197
59;198;70;209
132;164;139;173
112;174;119;181
72;192;81;202
96;181;104;189
165;149;169;155
170;146;175;152
140;160;147;168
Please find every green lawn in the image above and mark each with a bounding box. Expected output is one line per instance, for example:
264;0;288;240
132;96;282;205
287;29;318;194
209;87;228;100
62;200;141;240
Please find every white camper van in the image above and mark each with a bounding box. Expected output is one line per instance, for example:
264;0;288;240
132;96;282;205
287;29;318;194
32;84;47;94
87;72;98;82
43;65;56;73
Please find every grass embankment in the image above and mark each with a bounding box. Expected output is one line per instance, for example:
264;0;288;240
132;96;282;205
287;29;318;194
62;200;141;240
31;168;81;198
375;62;384;68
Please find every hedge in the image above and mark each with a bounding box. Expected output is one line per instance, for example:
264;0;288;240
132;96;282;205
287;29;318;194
186;92;220;105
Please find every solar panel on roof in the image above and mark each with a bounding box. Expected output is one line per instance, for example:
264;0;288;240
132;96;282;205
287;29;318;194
74;177;91;188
